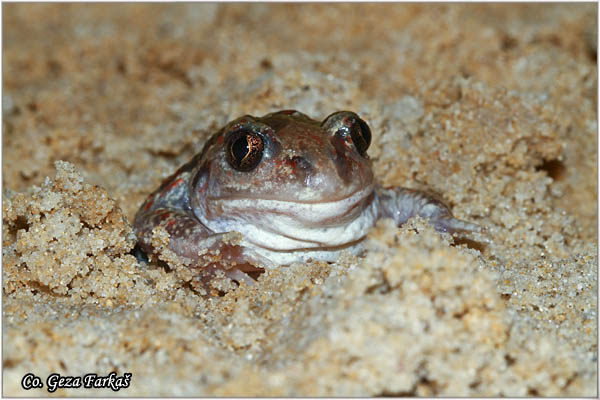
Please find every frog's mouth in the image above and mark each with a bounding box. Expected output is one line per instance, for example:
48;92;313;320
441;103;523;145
201;185;379;253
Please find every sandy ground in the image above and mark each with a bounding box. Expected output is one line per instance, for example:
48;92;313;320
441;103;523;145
2;3;597;396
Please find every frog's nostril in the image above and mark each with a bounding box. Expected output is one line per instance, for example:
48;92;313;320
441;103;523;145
291;156;311;169
289;156;314;183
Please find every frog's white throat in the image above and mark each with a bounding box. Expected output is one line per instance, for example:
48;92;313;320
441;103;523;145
196;185;379;264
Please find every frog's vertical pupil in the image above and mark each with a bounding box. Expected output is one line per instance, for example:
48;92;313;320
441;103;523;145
359;119;371;148
232;136;249;162
351;118;372;156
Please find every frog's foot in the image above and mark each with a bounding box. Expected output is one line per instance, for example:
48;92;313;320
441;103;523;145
191;263;264;295
377;186;484;236
171;230;270;290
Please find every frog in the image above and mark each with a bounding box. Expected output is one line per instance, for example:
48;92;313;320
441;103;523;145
133;110;482;287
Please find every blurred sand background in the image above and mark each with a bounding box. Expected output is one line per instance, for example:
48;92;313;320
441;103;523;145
2;3;597;396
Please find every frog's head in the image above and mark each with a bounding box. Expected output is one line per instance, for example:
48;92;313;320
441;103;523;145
191;110;378;253
197;110;374;201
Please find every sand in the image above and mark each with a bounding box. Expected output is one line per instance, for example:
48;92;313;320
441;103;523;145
2;3;597;396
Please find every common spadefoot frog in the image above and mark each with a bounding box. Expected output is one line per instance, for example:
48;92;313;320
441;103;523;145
134;110;481;285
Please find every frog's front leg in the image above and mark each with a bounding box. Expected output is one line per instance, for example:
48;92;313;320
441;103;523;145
376;186;482;234
133;208;269;285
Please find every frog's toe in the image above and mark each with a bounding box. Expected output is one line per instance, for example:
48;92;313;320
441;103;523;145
433;216;485;236
224;268;257;286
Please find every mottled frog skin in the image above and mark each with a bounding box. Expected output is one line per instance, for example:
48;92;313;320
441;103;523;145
134;110;480;285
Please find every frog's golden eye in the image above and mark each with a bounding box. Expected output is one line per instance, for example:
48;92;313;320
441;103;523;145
226;129;264;171
322;111;372;156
